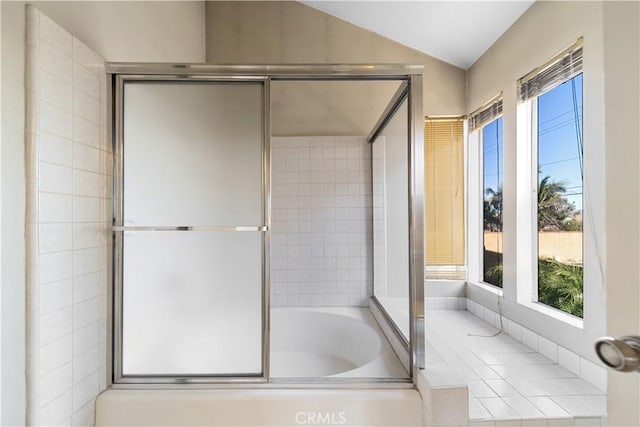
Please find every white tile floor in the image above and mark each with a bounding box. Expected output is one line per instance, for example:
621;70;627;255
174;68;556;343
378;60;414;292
377;297;607;426
426;310;606;426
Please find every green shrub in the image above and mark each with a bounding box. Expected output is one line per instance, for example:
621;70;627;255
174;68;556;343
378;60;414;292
484;263;503;287
482;259;583;318
538;258;583;318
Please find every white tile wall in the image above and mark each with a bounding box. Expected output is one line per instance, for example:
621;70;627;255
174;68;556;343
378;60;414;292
26;6;109;426
538;336;559;363
558;346;581;376
270;136;372;307
426;297;467;310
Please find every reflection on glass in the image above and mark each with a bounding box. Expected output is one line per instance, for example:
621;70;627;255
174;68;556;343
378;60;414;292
372;99;410;343
537;74;584;317
482;117;503;287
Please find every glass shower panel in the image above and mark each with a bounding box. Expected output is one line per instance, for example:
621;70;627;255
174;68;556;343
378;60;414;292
122;232;262;375
123;82;263;226
121;81;264;376
372;99;410;341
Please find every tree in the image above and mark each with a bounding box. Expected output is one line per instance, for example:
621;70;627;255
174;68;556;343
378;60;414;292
562;215;584;232
537;176;577;231
483;176;579;231
482;176;584;312
483;186;503;231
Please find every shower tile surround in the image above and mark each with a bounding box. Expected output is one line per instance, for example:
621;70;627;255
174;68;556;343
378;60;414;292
26;7;110;426
270;136;373;307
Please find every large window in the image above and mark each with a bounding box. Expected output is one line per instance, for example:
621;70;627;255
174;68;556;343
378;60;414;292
519;39;584;317
536;74;583;316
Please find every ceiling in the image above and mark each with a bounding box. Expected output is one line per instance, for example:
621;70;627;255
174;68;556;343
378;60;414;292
303;1;534;69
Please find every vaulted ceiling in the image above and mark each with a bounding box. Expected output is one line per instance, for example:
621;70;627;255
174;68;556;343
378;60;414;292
303;1;535;69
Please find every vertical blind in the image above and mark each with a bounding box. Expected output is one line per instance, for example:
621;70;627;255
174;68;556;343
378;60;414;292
424;118;465;267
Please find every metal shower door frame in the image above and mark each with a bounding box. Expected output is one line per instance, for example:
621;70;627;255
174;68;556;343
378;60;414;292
107;64;424;388
111;75;271;385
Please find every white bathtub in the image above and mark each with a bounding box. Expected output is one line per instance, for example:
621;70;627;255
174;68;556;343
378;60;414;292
95;307;418;426
270;307;408;378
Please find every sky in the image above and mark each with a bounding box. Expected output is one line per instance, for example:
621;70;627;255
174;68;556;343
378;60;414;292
483;116;503;204
482;73;584;214
537;73;584;212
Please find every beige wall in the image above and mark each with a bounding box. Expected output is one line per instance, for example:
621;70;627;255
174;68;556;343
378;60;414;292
31;1;205;62
205;1;466;136
603;2;640;426
0;2;205;425
1;4;28;426
270;80;401;136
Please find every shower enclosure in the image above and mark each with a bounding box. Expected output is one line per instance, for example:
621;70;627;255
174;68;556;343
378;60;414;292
109;65;424;386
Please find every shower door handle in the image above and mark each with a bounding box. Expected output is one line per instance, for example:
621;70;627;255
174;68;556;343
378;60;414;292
112;225;269;232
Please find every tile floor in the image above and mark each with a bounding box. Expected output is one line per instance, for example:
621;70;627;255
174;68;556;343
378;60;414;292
376;297;607;426
426;310;606;426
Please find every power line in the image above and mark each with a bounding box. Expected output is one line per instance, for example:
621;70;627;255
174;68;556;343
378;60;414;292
538;106;583;126
538;116;583;137
571;77;584;178
539;156;579;167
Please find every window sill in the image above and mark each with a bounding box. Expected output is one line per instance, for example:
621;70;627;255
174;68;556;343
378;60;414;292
519;300;584;329
467;281;584;330
468;280;504;296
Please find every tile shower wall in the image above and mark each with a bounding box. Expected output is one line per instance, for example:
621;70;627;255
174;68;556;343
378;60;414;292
271;136;372;307
25;7;109;426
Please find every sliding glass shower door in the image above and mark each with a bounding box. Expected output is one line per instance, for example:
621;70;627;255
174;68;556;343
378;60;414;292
370;79;425;373
372;98;411;340
115;80;267;381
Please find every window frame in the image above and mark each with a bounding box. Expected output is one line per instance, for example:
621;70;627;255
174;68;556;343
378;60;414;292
533;73;584;318
467;97;504;291
480;116;505;289
517;72;585;326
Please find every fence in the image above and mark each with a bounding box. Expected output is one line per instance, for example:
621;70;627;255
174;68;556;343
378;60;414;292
483;231;583;264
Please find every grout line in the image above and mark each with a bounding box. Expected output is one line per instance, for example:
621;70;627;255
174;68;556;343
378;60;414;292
40;37;72;60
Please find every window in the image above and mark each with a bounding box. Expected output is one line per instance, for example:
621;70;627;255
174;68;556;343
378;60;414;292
536;74;583;316
469;97;503;288
482;117;504;287
519;39;584;317
424;118;465;279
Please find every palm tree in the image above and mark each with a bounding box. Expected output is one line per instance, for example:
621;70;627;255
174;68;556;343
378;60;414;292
536;175;583;317
483;186;503;231
537;176;576;231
